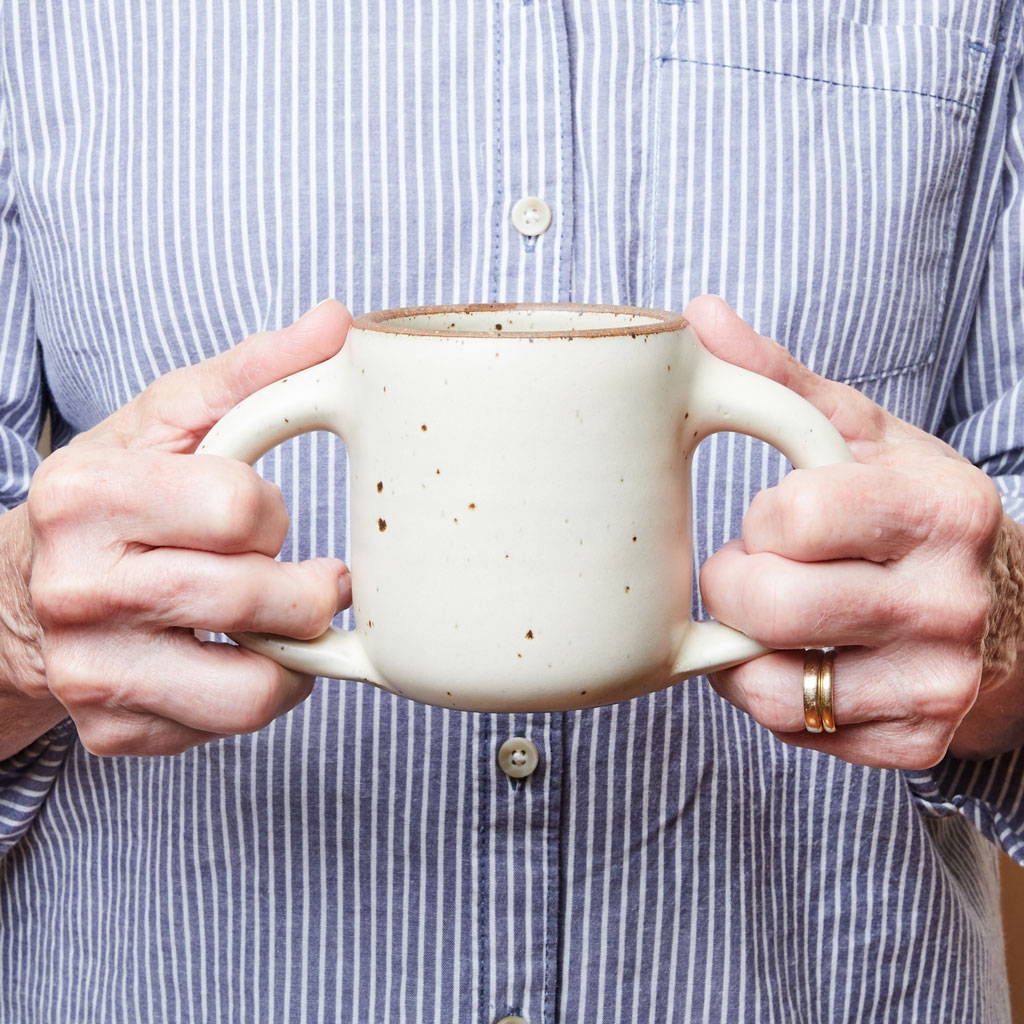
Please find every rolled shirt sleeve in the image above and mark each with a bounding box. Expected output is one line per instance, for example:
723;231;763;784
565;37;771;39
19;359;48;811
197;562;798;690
0;97;44;508
905;20;1024;864
0;91;68;858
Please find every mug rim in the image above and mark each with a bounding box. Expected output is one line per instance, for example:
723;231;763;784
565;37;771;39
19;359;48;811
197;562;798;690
351;302;688;339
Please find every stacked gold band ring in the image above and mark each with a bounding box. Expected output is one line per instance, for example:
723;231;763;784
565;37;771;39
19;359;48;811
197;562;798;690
802;649;837;735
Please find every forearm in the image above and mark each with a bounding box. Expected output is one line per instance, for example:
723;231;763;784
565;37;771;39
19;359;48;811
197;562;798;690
951;514;1024;759
0;505;64;760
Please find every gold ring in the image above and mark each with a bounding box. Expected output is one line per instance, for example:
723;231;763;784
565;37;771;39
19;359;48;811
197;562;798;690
818;649;837;734
803;650;824;733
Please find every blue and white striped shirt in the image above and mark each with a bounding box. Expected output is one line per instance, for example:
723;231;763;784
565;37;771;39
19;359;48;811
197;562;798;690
2;1;1024;1021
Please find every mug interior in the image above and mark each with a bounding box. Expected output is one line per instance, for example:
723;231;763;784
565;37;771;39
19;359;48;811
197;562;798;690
353;302;686;339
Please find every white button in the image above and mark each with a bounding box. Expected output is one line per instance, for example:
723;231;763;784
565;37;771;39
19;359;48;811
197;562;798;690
497;737;539;779
510;196;552;237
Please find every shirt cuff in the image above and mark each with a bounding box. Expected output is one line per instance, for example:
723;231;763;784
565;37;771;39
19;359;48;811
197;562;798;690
0;719;74;859
904;746;1024;865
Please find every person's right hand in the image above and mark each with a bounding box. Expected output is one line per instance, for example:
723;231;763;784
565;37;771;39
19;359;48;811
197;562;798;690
17;300;353;757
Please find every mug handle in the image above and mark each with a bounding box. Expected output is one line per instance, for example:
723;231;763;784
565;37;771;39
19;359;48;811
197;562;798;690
671;348;855;679
196;357;384;687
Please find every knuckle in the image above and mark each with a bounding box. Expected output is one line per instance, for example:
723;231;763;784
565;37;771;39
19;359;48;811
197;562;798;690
293;568;338;640
959;473;1003;549
27;450;94;531
45;650;114;709
953;584;991;647
781;476;825;553
210;465;266;549
915;582;990;646
31;572;94;626
78;720;140;758
921;669;980;725
896;731;950;770
932;466;1002;550
235;665;285;733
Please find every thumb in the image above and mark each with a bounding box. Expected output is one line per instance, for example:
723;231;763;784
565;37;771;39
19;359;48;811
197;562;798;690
103;300;352;451
684;294;888;445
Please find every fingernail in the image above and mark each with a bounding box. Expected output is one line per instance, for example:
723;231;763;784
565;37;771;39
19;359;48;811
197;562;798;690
337;565;352;606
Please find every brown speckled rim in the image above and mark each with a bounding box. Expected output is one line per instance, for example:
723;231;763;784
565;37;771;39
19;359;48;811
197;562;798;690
351;302;687;339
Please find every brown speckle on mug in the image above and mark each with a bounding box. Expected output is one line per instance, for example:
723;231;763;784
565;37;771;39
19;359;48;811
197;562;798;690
376;481;383;493
468;502;476;510
525;630;534;639
624;585;631;593
378;518;387;532
632;535;637;543
420;424;428;432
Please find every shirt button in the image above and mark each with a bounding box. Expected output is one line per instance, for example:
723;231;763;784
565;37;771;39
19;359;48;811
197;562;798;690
497;737;539;779
510;196;552;237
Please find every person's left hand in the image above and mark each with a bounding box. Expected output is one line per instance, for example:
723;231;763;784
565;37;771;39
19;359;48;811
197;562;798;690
687;296;1024;769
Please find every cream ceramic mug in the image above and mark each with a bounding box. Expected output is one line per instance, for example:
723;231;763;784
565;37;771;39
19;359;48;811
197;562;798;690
198;303;852;712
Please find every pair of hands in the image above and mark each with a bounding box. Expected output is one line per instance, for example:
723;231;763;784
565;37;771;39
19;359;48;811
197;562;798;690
5;297;1020;766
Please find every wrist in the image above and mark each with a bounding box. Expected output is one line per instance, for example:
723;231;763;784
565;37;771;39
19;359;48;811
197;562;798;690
0;505;48;698
0;505;64;759
950;515;1024;759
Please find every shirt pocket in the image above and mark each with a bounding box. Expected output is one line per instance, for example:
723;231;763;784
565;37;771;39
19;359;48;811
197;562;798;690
640;1;995;386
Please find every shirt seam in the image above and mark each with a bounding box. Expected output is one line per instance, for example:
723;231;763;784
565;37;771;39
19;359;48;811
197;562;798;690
837;352;937;388
654;54;981;113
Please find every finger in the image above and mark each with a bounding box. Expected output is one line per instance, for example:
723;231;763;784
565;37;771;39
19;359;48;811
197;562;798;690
73;707;224;758
45;447;291;555
767;721;949;770
683;295;892;446
742;463;934;563
55;631;317;735
144;637;316;734
141;453;290;554
96;299;352;452
78;551;350;638
708;647;916;733
700;541;906;648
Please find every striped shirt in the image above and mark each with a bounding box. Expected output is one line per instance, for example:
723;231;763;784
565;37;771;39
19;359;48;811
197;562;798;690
2;1;1024;1020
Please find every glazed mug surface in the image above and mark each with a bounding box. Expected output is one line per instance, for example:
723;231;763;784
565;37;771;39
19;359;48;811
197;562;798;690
198;303;852;711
